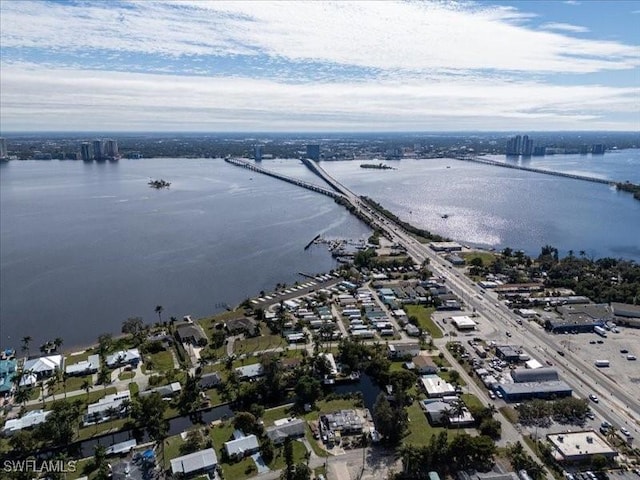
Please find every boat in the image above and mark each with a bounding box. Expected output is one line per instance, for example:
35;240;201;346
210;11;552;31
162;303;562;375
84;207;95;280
148;179;171;189
360;162;394;170
441;214;449;219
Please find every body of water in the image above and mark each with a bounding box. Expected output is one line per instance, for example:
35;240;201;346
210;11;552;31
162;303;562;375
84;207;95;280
0;158;371;349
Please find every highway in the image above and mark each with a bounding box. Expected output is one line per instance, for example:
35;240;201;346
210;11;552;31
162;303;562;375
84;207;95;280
306;160;640;444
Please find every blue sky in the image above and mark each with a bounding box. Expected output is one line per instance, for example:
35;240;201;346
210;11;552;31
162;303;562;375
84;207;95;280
0;0;638;132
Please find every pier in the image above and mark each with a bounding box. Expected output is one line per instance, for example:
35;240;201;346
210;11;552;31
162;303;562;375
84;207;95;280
454;155;615;185
224;158;341;198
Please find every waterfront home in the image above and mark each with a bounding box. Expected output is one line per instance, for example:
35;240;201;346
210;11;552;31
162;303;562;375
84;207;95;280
170;447;218;477
2;410;50;436
225;317;257;335
224;433;259;459
319;410;364;436
266;418;306;445
84;390;130;425
235;363;263;380
65;354;100;376
0;359;17;396
21;355;64;384
105;349;141;369
175;323;208;346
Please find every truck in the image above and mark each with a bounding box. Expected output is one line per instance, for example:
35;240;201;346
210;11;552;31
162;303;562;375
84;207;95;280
594;359;610;368
594;326;607;337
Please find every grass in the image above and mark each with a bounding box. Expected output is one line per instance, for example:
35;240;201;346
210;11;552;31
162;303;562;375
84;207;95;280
53;375;93;395
303;398;362;421
204;387;223;406
66;458;95;480
144;350;175;373
267;440;308;470
118;371;135;381
389;361;407;372
404;401;446;446
26;386;117;411
66;349;95;364
77;417;128;441
129;382;139;396
461;393;484;411
305;426;328;457
209;420;259;480
438;370;467;386
220;457;257;480
262;404;295;426
461;251;497;266
233;334;286;355
163;434;186;469
198;310;246;334
405;305;442;338
499;406;519;424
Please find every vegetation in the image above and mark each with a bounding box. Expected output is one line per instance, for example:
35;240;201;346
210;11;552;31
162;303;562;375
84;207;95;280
405;305;442;338
616;181;640;201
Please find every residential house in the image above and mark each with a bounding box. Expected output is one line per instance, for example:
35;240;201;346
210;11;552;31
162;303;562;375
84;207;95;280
266;418;306;445
105;349;141;369
170;448;218;477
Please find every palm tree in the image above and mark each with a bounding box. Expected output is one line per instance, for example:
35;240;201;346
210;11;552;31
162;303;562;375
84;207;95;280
155;305;164;323
446;400;467;435
46;376;58;400
81;379;92;396
53;337;63;352
21;336;32;357
14;388;30;407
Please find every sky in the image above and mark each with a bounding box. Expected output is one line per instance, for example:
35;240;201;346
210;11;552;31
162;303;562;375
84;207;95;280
0;0;639;132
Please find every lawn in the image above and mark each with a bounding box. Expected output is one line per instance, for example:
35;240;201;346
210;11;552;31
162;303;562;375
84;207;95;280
66;349;95;364
204;387;223;407
52;375;93;395
26;386;117;412
389;361;407;372
267;439;308;470
262;404;295;426
405;305;442;338
499;406;519;424
77;417;128;441
404;401;446;446
163;433;186;469
461;393;484;411
438;370;467;387
144;350;175;373
461;251;497;266
198;310;246;334
118;371;135;381
305;426;328;458
233;334;286;355
209;421;258;480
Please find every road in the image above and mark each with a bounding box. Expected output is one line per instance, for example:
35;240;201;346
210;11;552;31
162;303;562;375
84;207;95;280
308;161;640;441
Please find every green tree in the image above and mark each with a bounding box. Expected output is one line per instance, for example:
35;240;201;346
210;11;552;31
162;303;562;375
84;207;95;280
155;305;164;323
38;400;82;446
21;336;32;357
180;429;206;455
233;411;262;436
122;317;146;345
294;375;322;406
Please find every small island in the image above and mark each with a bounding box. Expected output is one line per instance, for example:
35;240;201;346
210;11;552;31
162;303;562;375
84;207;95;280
360;162;395;170
148;179;171;189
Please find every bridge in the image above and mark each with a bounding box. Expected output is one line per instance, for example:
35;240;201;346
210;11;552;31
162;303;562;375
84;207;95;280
454;155;614;185
224;158;341;198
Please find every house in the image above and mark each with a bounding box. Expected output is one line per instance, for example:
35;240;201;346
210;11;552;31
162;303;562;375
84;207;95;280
225;317;257;335
139;382;182;399
0;359;17;395
420;375;456;398
175;323;208;346
318;353;338;377
105;349;141;369
2;410;50;435
84;391;131;425
387;342;421;359
235;363;263;380
412;355;438;375
224;434;260;459
266;418;306;444
420;399;474;427
170;448;218;477
22;355;64;381
198;372;222;389
65;354;100;376
319;410;364;436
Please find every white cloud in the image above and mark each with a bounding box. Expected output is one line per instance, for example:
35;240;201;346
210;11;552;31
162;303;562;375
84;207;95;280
540;22;589;34
1;63;638;131
0;1;638;75
564;1;581;5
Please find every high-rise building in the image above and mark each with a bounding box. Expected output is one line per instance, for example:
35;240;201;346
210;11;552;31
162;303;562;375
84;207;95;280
506;135;522;155
0;137;7;159
521;135;533;156
105;139;119;159
532;146;546;156
93;140;104;161
254;145;263;161
592;144;606;155
81;142;92;161
306;144;320;161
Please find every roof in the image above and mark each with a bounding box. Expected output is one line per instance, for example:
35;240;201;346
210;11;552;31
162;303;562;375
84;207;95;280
0;359;17;393
412;355;437;369
87;391;131;416
495;345;520;358
321;410;364;432
266;418;306;442
498;380;572;396
170;448;218;474
547;430;616;459
420;375;456;397
66;354;100;375
451;316;477;329
235;363;263;379
23;355;63;374
198;372;221;387
2;410;50;434
226;317;257;331
611;302;640;318
175;323;206;341
224;435;259;457
105;349;140;367
140;382;182;398
511;368;559;383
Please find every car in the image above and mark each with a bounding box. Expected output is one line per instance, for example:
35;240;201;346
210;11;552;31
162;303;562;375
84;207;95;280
496;391;504;399
557;350;565;356
597;340;604;344
488;391;496;399
620;349;629;354
589;394;599;403
586;412;595;420
506;331;512;337
589;340;596;344
620;428;631;437
601;420;612;429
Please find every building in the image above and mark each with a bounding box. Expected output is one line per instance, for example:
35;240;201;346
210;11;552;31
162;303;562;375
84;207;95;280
2;410;50;435
105;139;119;159
320;410;364;435
521;135;533;156
591;144;606;155
446;254;466;266
85;391;131;425
22;355;64;383
198;372;222;389
319;353;338;377
420;399;474;427
92;139;104;161
387;342;421;359
266;418;306;444
65;354;100;376
0;359;17;395
420;375;456;398
506;135;522;156
546;304;612;333
80;142;91;161
139;382;182;398
170;448;218;477
611;302;640;328
451;316;476;331
497;380;572;402
306;144;320;161
495;345;521;362
253;145;263;161
547;430;616;463
0;137;7;159
175;323;208;346
412;355;438;375
105;349;141;369
428;241;462;252
225;317;257;335
235;363;263;380
224;434;260;459
510;368;558;383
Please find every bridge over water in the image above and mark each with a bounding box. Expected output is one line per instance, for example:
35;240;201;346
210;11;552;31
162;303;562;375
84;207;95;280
224;158;341;198
455;156;614;185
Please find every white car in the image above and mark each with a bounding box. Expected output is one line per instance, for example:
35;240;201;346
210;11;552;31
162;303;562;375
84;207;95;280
620;428;631;437
589;394;599;403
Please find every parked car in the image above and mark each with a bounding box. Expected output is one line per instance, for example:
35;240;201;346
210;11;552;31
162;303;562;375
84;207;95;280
620;428;631;437
589;394;599;403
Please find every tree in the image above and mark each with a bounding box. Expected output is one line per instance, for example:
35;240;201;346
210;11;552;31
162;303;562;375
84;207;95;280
53;337;63;352
81;378;92;395
260;437;275;464
233;411;261;436
294;375;322;406
448;369;460;386
155;305;164;323
97;333;113;357
372;393;394;440
122;317;146;345
180;429;206;455
21;336;32;357
178;373;202;415
38;400;82;446
9;430;37;454
283;437;295;480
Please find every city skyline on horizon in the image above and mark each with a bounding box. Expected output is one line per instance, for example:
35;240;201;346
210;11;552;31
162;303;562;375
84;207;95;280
1;0;639;132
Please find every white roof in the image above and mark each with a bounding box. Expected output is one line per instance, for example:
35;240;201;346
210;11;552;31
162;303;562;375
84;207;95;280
2;410;50;433
23;355;63;374
319;353;338;375
66;354;100;374
420;375;456;397
224;434;259;456
548;431;616;458
235;363;263;379
525;359;543;370
451;316;477;328
170;448;218;474
87;391;130;416
106;349;140;367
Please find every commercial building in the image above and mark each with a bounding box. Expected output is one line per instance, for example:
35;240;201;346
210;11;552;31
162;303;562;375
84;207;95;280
497;380;572;402
266;418;306;444
420;375;456;398
547;430;616;463
611;302;640;328
2;410;50;435
306;144;321;161
546;304;612;333
253;145;263;161
93;140;104;160
451;316;477;331
510;368;558;383
170;448;218;477
495;345;521;362
428;242;462;252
